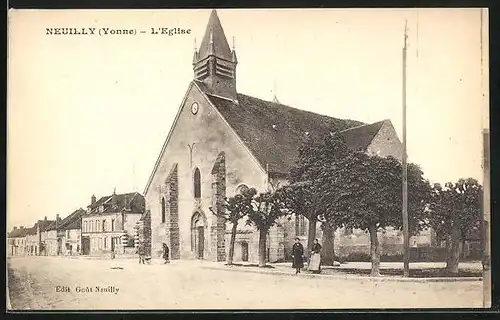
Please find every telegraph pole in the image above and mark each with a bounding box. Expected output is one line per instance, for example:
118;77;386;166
402;20;410;277
480;8;491;308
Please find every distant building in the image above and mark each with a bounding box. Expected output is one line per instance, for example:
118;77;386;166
81;192;145;256
58;208;86;256
44;215;63;256
7;226;30;257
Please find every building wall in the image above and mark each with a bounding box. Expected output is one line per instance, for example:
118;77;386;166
26;233;38;255
81;212;141;256
8;237;28;257
45;230;59;256
146;83;268;261
62;229;81;255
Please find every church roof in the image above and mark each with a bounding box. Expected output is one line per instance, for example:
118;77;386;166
339;120;387;152
198;9;233;62
200;86;369;176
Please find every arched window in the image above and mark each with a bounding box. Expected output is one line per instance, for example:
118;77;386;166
161;197;166;223
194;168;201;198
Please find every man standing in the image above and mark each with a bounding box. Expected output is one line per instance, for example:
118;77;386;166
291;238;304;274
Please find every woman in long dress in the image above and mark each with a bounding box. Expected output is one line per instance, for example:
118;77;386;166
291;238;304;274
162;243;170;264
309;239;322;274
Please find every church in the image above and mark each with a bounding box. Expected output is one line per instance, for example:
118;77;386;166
144;10;404;263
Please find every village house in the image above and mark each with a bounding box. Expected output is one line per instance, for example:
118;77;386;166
58;208;86;256
7;226;30;257
80;192;145;256
44;215;63;256
142;10;418;264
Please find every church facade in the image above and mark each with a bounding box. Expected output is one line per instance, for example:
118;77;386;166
144;10;406;263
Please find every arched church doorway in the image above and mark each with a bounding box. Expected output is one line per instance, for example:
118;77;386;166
241;241;249;262
191;212;206;259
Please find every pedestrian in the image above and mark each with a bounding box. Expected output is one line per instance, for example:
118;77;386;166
137;243;145;264
309;239;322;274
291;237;304;274
162;243;170;264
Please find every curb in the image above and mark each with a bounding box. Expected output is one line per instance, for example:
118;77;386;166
201;266;483;283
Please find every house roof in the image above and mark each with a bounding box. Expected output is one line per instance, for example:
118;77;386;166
36;219;55;232
8;227;33;238
46;217;63;231
87;192;144;215
59;208;86;230
202;88;365;175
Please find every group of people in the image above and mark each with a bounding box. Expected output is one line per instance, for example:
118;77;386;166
137;239;321;273
137;242;170;264
292;237;322;274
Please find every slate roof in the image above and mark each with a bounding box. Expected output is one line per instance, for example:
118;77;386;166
8;227;33;238
202;88;366;175
87;192;145;215
198;10;233;62
59;208;86;230
338;120;387;152
36;219;55;232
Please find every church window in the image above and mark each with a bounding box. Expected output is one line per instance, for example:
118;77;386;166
161;197;166;223
194;168;201;198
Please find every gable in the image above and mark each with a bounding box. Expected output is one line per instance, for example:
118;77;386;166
365;120;403;160
144;81;267;196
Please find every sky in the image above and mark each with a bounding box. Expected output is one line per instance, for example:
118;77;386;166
7;8;489;230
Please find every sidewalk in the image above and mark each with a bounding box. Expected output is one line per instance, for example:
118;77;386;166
199;261;483;283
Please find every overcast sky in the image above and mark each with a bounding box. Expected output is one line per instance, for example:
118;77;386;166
8;8;488;230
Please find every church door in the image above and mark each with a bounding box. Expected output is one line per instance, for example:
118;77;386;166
197;226;204;259
241;242;249;262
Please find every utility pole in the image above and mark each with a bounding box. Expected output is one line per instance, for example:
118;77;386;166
480;8;491;308
402;20;410;277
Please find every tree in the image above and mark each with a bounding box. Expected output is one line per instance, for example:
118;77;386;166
428;178;482;273
210;187;256;265
303;134;431;276
246;189;289;267
288;136;330;256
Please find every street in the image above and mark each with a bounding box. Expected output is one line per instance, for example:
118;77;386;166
7;256;483;310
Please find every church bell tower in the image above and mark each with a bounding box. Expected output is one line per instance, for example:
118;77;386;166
193;10;238;101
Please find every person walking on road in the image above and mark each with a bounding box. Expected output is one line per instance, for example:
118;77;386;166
291;237;304;274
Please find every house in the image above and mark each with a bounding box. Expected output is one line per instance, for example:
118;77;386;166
36;217;56;256
44;215;63;256
58;208;86;256
143;10;408;264
80;192;145;256
7;226;30;257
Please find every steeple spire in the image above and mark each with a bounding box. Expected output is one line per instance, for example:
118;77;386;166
193;9;237;101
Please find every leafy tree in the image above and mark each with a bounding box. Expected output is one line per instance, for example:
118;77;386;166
428;178;482;273
288;136;329;256
246;189;289;267
297;134;430;276
210;187;256;265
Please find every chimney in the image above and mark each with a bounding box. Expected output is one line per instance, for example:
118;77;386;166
91;194;96;205
13;226;17;230
56;214;59;229
44;216;47;221
20;226;24;229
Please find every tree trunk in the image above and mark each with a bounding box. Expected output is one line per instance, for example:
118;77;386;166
368;225;381;276
446;226;462;274
307;218;317;258
258;228;267;267
321;223;335;265
227;221;238;265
